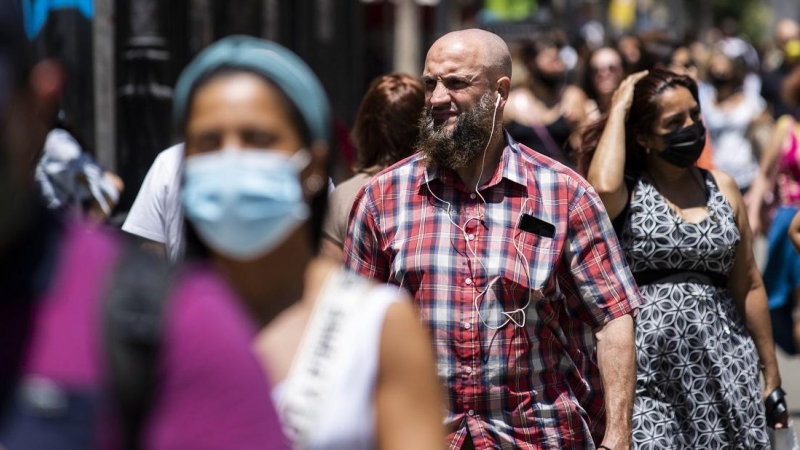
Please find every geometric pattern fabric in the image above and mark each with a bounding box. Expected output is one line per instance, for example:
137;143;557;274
619;172;770;449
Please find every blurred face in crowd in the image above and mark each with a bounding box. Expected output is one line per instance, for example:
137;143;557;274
590;48;624;97
530;45;565;86
776;20;800;53
419;33;504;169
669;47;698;80
707;53;738;88
617;36;641;69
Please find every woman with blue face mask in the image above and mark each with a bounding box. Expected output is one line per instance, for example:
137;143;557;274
577;69;788;449
173;36;444;450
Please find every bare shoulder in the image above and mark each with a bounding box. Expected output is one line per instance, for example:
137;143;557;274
505;87;533;122
708;169;739;198
708;169;745;210
563;85;588;102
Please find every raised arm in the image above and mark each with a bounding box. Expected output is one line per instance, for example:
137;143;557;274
586;71;648;219
716;169;787;428
746;116;792;235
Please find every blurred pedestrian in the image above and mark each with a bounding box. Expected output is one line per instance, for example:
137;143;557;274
0;5;285;449
579;69;787;448
35;120;124;223
321;73;424;261
121;143;184;262
172;36;445;449
761;19;800;120
583;46;625;120
699;50;771;193
345;29;643;450
504;33;588;167
747;65;800;356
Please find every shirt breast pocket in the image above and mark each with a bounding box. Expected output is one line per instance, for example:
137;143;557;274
510;227;559;292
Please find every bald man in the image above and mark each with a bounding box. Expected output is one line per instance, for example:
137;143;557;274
345;29;642;450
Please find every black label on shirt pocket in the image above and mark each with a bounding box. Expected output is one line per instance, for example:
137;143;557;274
518;214;555;238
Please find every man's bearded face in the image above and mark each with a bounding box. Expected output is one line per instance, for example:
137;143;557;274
417;92;496;170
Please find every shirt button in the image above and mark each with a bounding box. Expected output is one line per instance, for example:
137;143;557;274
463;322;471;330
465;277;472;285
470;193;477;199
468;409;475;416
465;366;472;374
467;233;475;241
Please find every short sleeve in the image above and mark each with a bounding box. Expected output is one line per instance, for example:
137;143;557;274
562;186;643;328
145;269;287;449
122;153;169;243
342;183;391;282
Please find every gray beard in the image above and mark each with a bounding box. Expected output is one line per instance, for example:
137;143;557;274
417;93;496;170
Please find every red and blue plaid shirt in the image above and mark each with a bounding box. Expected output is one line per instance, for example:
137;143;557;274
344;133;643;449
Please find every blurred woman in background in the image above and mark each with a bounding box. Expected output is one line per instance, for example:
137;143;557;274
583;46;625;120
172;36;444;450
505;33;588;167
321;73;423;261
699;50;772;193
578;69;786;448
747;65;800;356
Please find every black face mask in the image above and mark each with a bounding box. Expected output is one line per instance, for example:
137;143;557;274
709;73;733;89
534;70;564;88
656;121;706;168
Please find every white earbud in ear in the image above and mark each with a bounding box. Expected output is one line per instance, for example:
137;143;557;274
495;93;501;108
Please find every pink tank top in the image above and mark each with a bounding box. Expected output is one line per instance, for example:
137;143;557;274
777;121;800;206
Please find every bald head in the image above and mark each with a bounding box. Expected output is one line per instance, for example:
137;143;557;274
428;29;512;81
776;19;800;47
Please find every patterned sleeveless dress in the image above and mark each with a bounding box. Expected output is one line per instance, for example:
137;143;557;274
617;170;770;449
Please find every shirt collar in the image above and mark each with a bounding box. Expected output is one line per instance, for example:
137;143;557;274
418;130;528;189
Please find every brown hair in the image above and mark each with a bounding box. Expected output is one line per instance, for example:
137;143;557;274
351;73;424;172
576;69;699;175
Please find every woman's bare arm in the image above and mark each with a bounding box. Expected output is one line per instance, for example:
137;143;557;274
715;169;787;427
376;299;445;450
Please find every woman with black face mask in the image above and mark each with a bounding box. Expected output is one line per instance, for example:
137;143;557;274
577;69;788;449
699;50;772;194
504;34;588;168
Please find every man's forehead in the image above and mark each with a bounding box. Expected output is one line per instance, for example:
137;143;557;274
424;43;485;77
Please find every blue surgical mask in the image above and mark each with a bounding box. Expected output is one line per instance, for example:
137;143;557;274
182;148;311;261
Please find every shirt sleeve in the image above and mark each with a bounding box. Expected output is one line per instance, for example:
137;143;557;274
122;154;168;243
342;184;391;282
561;186;643;328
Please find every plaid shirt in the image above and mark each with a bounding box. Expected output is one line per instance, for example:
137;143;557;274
344;133;643;449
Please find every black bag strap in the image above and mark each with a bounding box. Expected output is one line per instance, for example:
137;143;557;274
104;243;171;450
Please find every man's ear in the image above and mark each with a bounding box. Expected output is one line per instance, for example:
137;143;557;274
29;59;65;124
303;140;330;197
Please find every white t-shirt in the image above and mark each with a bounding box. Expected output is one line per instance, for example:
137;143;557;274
122;144;185;263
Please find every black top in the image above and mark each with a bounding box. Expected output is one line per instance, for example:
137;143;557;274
506;116;574;167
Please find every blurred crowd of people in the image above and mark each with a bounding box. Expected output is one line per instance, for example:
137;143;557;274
4;0;800;447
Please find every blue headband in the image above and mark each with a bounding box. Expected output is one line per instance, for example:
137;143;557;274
173;36;330;143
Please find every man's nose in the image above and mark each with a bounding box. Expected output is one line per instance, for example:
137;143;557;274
428;82;449;108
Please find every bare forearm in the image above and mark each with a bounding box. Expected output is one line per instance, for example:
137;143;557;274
743;288;781;390
596;314;636;449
